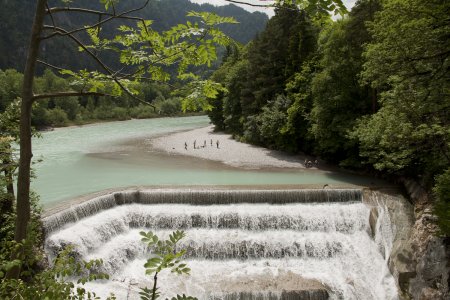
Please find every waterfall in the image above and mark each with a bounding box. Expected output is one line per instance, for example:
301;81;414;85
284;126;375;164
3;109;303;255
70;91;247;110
43;189;361;234
43;189;398;300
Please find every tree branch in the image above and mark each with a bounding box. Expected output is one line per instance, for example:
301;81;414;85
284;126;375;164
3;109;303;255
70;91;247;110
41;14;143;40
46;3;57;28
37;60;65;72
47;7;114;15
41;26;155;109
32;91;112;100
42;0;150;40
47;0;150;16
223;0;274;8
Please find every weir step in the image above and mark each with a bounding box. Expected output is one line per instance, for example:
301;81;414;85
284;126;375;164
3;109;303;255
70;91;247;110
43;189;362;234
212;290;329;300
43;188;399;299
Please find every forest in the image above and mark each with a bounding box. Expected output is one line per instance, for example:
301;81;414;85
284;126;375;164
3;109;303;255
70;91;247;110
0;0;268;127
208;0;449;234
0;69;202;127
0;0;448;299
0;0;268;72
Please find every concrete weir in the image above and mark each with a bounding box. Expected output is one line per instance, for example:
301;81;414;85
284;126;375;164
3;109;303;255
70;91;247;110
43;188;403;300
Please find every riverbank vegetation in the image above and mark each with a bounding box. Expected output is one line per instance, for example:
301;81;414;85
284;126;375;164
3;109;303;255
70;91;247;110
208;0;449;234
0;68;202;128
0;0;447;298
0;0;242;296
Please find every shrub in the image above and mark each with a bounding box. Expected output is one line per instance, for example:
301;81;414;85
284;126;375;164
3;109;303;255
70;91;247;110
130;105;158;119
47;108;69;126
159;98;182;116
111;107;129;121
433;168;450;236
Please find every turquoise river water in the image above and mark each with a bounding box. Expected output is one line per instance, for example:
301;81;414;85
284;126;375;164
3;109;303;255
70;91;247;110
32;115;384;208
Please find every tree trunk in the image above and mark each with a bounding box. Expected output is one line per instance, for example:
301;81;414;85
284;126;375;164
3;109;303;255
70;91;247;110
6;0;47;279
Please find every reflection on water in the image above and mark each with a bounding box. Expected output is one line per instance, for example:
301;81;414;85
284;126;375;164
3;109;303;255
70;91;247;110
32;116;385;208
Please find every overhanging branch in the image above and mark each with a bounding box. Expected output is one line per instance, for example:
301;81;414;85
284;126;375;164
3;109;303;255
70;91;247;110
41;14;143;40
40;26;155;109
37;60;65;72
223;0;274;8
32;91;112;101
42;0;150;40
47;0;150;16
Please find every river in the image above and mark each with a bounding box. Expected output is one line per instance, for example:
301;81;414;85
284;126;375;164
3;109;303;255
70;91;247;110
32;115;384;208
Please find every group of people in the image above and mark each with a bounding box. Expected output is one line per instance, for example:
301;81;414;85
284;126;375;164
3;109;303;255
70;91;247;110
304;159;319;168
185;139;220;150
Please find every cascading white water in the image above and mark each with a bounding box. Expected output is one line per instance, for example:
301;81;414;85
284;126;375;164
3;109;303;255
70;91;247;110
43;189;399;300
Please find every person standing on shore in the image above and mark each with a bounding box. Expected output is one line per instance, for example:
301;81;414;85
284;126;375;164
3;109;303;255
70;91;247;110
216;140;220;149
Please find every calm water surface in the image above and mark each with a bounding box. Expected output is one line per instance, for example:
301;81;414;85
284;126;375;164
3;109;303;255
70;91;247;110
32;116;383;208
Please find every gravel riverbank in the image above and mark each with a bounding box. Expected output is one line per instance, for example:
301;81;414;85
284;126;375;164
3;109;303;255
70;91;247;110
149;125;312;169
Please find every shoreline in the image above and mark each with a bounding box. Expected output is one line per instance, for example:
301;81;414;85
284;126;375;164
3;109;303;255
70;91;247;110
38;113;207;132
40;122;396;215
149;125;314;169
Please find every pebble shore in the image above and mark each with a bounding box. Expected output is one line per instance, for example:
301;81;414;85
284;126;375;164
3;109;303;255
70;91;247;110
149;125;309;169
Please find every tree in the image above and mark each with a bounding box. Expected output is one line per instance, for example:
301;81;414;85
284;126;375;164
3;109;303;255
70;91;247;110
0;0;269;72
352;0;449;233
305;0;381;165
10;0;349;279
10;0;237;278
0;100;21;216
0;70;23;111
209;4;322;142
354;0;449;178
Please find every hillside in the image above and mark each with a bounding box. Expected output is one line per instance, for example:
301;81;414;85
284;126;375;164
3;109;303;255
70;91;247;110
0;0;268;72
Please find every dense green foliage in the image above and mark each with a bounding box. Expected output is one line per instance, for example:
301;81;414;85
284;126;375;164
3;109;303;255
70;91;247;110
0;190;114;299
355;0;449;180
0;68;197;127
0;98;112;299
209;6;319;149
0;0;351;299
209;0;449;233
1;0;240;296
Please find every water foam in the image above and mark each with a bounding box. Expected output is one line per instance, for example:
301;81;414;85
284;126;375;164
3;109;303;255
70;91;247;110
44;189;398;300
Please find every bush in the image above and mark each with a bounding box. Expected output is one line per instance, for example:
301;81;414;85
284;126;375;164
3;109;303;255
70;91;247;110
0;194;112;300
31;103;49;127
47;108;69;127
93;105;114;120
111;107;129;121
54;97;80;121
129;105;158;119
159;98;182;116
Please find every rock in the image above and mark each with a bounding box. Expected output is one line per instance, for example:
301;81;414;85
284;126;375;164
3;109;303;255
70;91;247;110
409;237;449;300
400;179;450;300
369;207;379;237
363;188;416;299
419;287;443;300
388;240;417;292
